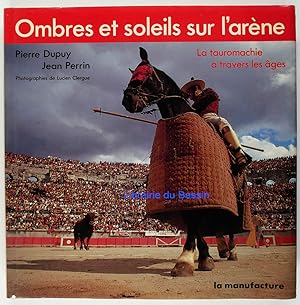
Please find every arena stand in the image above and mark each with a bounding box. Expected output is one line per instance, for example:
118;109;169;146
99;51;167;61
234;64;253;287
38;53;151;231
5;153;296;247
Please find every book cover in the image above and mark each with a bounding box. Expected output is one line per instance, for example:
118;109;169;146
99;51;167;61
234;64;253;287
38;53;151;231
3;2;297;302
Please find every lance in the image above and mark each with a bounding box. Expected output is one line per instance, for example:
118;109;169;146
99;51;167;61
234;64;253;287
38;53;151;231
93;108;157;125
93;108;264;152
240;144;264;152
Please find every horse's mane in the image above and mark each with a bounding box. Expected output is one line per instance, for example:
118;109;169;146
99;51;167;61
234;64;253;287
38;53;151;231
153;66;183;96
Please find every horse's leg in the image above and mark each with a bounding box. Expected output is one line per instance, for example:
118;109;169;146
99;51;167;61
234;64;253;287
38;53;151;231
197;235;215;271
228;233;238;261
216;232;230;258
171;225;196;277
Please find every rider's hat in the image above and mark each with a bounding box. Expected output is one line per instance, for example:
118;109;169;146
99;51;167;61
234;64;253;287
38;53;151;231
181;78;205;95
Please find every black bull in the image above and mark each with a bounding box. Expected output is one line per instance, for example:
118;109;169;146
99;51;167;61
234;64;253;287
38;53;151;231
74;213;95;250
122;47;253;276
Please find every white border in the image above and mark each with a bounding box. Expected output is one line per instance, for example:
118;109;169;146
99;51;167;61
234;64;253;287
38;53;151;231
0;1;299;305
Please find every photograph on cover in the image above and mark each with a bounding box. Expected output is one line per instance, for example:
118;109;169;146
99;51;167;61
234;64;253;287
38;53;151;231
4;6;296;300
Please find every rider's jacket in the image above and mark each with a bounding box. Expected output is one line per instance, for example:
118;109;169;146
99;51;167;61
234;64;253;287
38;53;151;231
192;88;220;116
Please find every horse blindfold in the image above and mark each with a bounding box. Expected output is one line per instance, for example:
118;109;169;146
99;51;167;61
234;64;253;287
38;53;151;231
130;64;153;82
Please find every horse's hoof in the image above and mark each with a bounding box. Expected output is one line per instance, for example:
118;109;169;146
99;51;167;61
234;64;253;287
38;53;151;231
216;237;229;258
228;246;238;261
228;252;238;261
198;257;215;271
171;262;194;277
218;250;230;259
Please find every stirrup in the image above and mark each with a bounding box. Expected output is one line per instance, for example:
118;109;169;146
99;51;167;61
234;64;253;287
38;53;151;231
233;150;252;174
236;154;248;166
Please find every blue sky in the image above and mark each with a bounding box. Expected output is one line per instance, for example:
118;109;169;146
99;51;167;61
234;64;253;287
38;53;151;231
249;128;296;147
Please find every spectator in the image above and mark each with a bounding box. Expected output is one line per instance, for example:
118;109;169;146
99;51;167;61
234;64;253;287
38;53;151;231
5;153;296;232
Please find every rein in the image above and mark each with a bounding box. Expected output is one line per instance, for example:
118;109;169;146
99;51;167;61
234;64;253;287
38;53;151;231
128;63;188;107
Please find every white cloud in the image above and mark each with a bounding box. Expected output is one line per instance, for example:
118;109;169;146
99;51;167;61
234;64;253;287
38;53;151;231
271;67;296;89
91;153;150;164
241;135;296;160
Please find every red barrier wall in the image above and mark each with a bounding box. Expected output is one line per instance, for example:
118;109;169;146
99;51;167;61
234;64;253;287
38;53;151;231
6;234;295;247
6;236;61;247
275;235;296;245
63;237;157;247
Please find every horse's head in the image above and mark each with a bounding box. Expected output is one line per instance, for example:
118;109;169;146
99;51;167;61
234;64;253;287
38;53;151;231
122;47;193;118
122;47;166;113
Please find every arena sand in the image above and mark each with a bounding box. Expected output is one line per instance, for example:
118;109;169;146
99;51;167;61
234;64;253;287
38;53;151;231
6;246;296;299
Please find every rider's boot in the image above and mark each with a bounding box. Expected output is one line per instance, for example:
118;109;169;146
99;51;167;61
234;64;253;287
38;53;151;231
222;126;252;173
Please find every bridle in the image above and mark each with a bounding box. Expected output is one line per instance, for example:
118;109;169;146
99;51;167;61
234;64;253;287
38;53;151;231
125;62;166;107
124;62;189;111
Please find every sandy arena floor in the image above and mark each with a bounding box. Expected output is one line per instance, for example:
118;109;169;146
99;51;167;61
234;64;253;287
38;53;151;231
6;245;296;299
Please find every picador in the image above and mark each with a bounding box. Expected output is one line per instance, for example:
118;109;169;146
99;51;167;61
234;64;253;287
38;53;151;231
181;78;252;174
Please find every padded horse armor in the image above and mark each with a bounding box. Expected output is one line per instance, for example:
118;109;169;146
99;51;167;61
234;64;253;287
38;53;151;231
146;112;252;235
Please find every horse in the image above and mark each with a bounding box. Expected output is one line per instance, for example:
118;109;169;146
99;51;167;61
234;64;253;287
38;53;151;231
73;212;95;250
122;47;252;276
